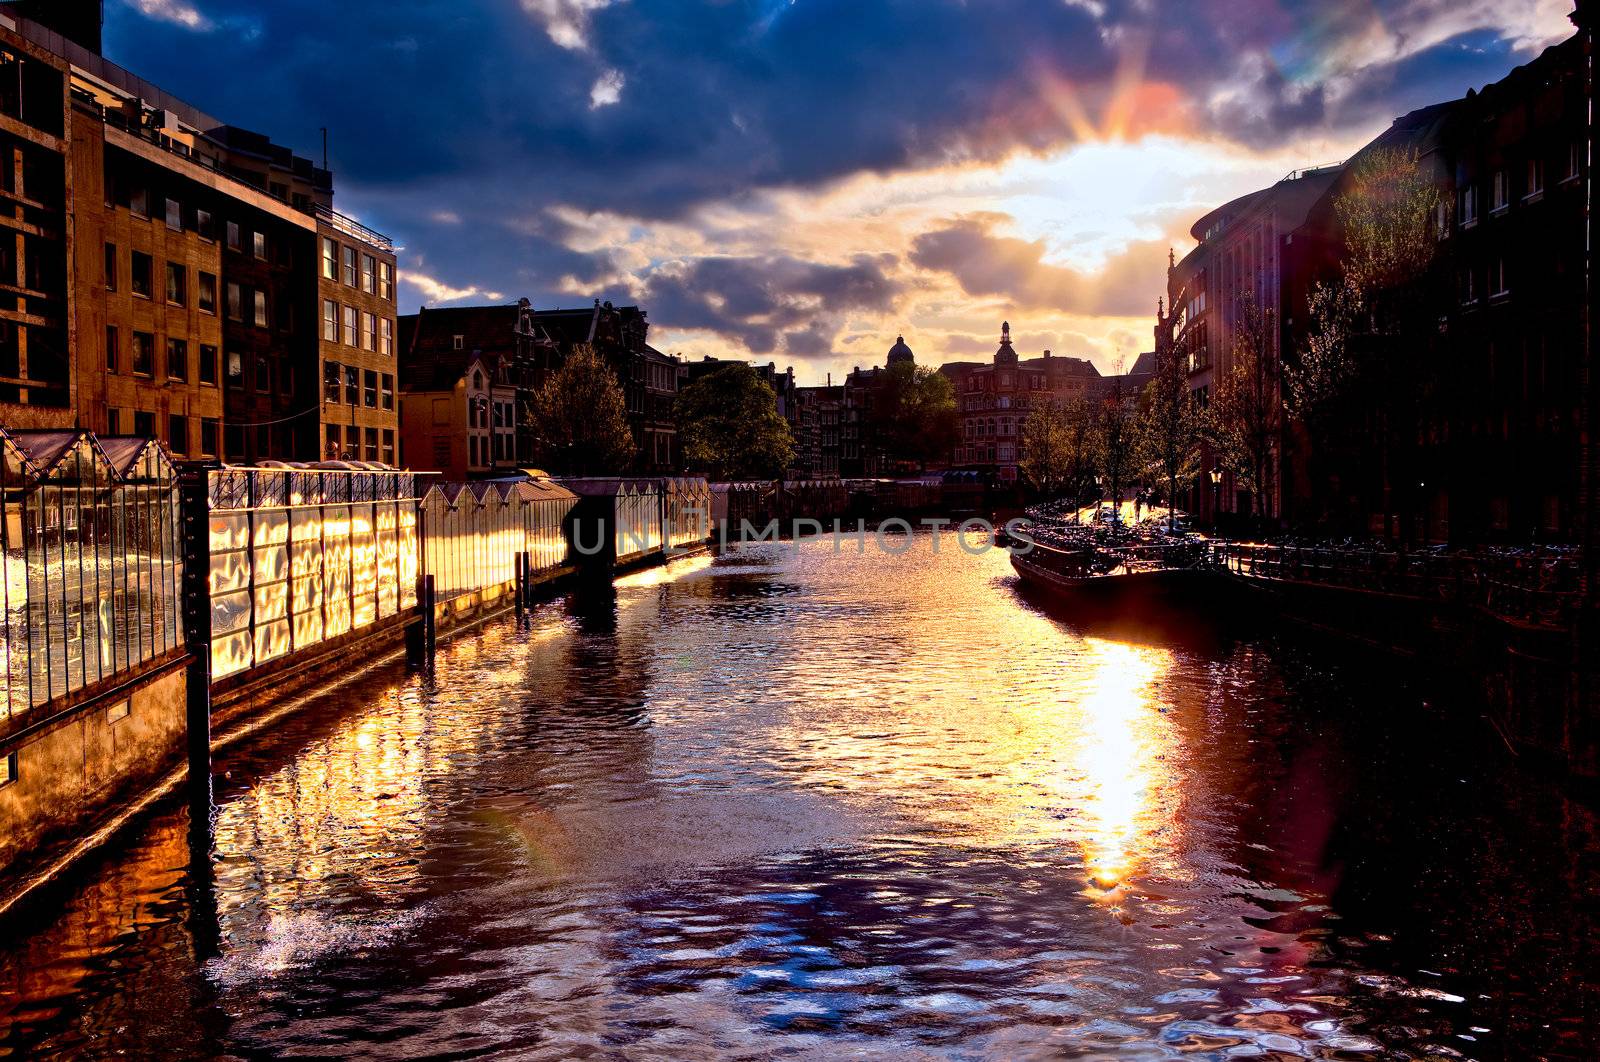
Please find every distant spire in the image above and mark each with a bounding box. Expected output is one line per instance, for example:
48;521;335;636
1168;247;1175;270
1158;296;1164;319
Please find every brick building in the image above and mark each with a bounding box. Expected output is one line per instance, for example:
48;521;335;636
0;0;398;462
951;322;1102;483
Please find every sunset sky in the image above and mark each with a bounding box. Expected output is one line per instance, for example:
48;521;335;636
110;0;1575;383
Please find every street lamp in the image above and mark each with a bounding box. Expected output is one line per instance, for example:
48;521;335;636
1209;468;1223;533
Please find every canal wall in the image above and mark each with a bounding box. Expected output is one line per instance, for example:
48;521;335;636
0;654;188;918
1225;568;1598;782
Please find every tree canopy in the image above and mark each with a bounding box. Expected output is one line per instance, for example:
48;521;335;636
1021;395;1097;502
675;363;795;480
877;361;960;469
1136;343;1202;528
526;344;637;475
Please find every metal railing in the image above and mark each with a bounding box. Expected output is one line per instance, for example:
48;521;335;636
1218;543;1583;630
0;432;182;726
315;205;394;253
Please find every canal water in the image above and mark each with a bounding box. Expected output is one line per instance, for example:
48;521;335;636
1;535;1596;1059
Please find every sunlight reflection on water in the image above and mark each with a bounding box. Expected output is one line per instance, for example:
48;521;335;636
1;536;1597;1060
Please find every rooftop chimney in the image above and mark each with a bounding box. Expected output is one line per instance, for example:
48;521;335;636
4;1;103;54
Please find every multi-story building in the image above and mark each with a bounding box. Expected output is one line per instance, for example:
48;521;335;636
397;300;548;477
1158;164;1341;524
1161;25;1590;544
952;323;1102;483
641;345;682;473
317;213;399;462
792;384;843;479
0;0;397;462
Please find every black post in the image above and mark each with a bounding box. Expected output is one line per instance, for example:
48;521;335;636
422;573;437;668
515;551;526;618
178;465;220;960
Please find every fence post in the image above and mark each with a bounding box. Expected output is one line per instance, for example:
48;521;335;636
177;465;220;958
177;469;213;813
515;551;526;617
422;574;436;668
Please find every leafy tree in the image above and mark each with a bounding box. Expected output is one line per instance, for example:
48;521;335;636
1286;276;1362;428
1336;145;1441;305
1021;396;1096;517
1136;340;1202;531
1094;374;1140;519
1209;294;1281;521
526;343;636;475
1308;144;1442;539
878;361;960;469
675;363;795;480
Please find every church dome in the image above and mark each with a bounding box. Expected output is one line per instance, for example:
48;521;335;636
887;335;914;366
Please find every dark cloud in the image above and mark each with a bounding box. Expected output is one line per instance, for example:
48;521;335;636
635;253;900;354
101;0;1568;345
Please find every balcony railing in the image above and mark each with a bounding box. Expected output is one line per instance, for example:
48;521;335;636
315;205;394;253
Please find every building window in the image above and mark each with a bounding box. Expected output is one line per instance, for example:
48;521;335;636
342;245;357;287
362;253;376;294
361;311;376;351
381;373;394;410
381;428;395;465
104;242;116;290
364;369;378;408
130;251;152;298
255;355;271;393
379;316;393;356
324;361;341;403
1491;257;1509;297
168;413;188;455
364;427;379;461
165;261;185;305
201;418;219;457
1491;170;1508;212
342;304;358;346
167;338;187;381
134;410;155;438
132;331;154;376
130;186;149;218
165;197;182;231
325;423;342;459
253;289;269;328
1460;265;1477;305
198;271;217;314
200;343;218;384
226;350;243;387
1526;157;1544;199
378;261;393;301
1566;141;1581;183
196;209;214;241
226;220;240;250
453;334;465;351
321;236;338;280
322;299;339;342
106;326;118;373
1460;184;1477;226
252;230;268;260
226;281;243;321
345;365;359;404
